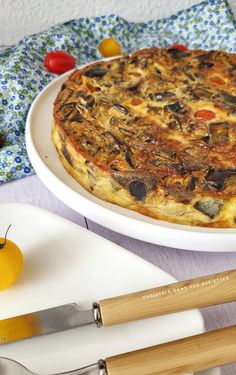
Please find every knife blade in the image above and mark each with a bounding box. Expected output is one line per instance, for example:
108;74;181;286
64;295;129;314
1;268;236;344
0;303;96;344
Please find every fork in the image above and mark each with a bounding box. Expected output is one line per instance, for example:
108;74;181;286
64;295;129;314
1;323;236;374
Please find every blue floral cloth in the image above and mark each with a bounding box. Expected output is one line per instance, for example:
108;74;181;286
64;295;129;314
0;0;236;183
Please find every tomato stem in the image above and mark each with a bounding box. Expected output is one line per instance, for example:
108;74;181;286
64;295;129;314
0;224;11;250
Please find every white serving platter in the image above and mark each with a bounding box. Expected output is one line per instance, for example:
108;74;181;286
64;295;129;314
0;203;219;375
25;64;236;252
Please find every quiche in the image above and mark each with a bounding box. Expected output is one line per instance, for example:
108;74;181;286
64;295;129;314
52;47;236;228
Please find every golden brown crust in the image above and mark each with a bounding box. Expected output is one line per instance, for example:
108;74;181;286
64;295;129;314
53;48;236;227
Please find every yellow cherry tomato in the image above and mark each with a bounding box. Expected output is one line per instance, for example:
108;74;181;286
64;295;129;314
98;37;121;57
0;227;23;291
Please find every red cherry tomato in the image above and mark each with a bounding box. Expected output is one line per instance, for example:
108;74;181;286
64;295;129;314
194;109;216;120
131;98;143;106
44;50;76;74
130;72;142;77
168;44;189;51
210;76;225;85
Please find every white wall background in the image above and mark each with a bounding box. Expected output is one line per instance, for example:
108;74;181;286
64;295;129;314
0;0;236;46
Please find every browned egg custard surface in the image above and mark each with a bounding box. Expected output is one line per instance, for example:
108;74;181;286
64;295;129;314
53;48;236;227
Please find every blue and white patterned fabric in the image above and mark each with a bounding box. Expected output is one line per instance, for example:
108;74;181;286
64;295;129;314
0;0;235;183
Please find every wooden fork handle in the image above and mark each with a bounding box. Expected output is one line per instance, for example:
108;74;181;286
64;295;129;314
99;269;236;326
105;324;236;375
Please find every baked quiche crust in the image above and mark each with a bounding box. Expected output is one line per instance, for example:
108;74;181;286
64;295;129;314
53;48;236;227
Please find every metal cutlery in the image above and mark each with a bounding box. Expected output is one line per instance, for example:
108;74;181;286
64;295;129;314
1;323;236;374
1;269;236;344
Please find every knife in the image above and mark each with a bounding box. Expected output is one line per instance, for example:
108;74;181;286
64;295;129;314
1;269;236;344
1;324;236;374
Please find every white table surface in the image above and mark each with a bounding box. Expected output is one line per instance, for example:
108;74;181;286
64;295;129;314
0;173;236;374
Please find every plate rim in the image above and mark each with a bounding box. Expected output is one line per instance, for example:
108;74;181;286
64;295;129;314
25;63;236;252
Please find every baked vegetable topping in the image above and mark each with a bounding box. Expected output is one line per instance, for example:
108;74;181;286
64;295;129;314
193;199;223;219
53;47;236;227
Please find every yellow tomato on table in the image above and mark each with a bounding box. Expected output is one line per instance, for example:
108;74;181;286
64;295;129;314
0;226;23;291
98;37;121;57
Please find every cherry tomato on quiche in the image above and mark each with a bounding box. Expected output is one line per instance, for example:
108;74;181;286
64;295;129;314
44;50;76;74
0;225;23;291
194;109;216;121
168;44;189;51
210;76;225;85
131;98;143;106
98;38;121;57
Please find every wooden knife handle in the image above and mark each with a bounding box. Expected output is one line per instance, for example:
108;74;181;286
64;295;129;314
105;324;236;375
99;269;236;326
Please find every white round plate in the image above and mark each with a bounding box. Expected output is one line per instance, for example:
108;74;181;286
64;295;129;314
25;65;236;252
0;203;219;375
